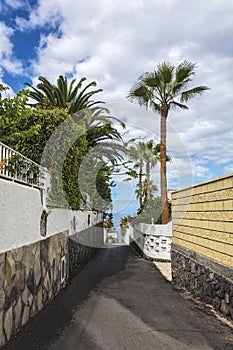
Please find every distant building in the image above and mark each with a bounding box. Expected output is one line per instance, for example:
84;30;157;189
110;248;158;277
167;189;178;203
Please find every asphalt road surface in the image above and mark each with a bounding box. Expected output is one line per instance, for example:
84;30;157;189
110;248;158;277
3;246;233;350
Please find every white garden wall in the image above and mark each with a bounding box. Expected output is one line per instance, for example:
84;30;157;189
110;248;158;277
130;222;172;261
0;179;43;252
0;174;103;347
0;178;103;253
47;208;101;236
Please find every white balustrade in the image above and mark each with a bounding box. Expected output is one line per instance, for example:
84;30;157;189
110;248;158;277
0;142;47;189
129;221;172;261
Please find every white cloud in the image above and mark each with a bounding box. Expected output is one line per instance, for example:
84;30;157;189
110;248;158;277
224;164;233;174
0;0;27;12
4;0;233;187
4;0;26;9
23;0;233;97
0;79;15;98
16;0;61;30
0;22;23;78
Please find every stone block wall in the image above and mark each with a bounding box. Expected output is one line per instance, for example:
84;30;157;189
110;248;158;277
172;174;233;268
172;245;233;319
68;240;96;279
172;173;233;320
0;223;104;347
68;222;104;279
0;232;69;347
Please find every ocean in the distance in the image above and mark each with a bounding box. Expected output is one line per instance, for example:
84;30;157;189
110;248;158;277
112;200;138;232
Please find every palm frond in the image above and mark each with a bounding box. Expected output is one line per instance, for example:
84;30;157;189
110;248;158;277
68;77;86;101
175;60;196;83
102;115;126;129
143;72;160;87
157;62;175;84
170;101;189;110
57;75;67;103
181;86;210;102
36;83;56;105
127;84;151;107
24;83;44;103
53;89;63;107
88;101;106;110
150;101;161;112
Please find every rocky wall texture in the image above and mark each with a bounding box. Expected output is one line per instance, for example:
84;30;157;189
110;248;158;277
0;232;69;347
68;240;96;279
172;244;233;321
68;223;104;279
0;224;104;347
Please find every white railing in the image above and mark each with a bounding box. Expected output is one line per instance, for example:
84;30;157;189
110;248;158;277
129;221;172;261
0;142;46;189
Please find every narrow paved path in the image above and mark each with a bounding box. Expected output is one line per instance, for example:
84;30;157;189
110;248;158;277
3;247;233;350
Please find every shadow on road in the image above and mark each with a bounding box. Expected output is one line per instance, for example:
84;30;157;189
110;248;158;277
3;246;233;350
2;246;135;350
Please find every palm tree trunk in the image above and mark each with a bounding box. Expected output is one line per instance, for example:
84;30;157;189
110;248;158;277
146;162;151;200
139;160;143;207
160;106;169;224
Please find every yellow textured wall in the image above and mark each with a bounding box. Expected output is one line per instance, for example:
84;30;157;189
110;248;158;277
172;174;233;268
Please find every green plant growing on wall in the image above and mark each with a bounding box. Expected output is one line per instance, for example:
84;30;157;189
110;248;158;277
120;215;131;236
104;213;114;230
0;82;125;212
4;154;41;186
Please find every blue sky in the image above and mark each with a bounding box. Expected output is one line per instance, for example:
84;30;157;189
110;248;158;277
1;0;233;217
0;0;58;89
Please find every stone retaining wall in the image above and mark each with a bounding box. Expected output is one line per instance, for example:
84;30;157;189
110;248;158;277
0;223;104;347
68;240;96;279
172;244;233;320
0;232;69;347
68;222;103;279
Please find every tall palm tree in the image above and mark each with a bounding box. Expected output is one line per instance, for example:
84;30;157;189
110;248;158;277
127;140;160;206
128;60;209;224
25;75;104;114
135;179;158;204
127;142;145;208
141;140;160;200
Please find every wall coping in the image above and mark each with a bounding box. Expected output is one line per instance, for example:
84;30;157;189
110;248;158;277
172;172;233;195
134;221;172;236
